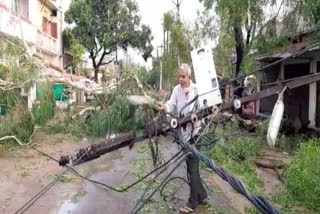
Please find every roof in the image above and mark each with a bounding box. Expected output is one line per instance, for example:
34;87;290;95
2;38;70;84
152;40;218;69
254;42;320;67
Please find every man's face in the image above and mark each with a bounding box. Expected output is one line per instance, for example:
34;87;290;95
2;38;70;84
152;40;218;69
179;70;190;88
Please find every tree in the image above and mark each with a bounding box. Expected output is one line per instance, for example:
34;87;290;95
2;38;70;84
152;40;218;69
185;9;219;48
161;12;193;89
286;0;320;25
65;0;153;82
200;0;273;77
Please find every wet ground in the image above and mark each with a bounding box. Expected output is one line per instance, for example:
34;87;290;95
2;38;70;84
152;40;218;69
0;131;274;214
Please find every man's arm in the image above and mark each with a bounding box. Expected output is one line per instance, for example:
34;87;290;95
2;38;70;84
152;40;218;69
156;87;177;113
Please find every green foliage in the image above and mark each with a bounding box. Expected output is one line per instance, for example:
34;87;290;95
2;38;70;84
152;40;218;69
0;105;34;145
70;43;85;68
0;40;39;148
255;35;290;54
71;188;87;202
245;206;260;214
32;82;55;126
86;97;144;136
53;174;75;183
0;89;21;109
286;0;320;26
65;0;153;81
213;29;235;77
187;9;218;48
0;39;38;91
272;189;297;213
200;0;279;77
202;123;263;192
241;54;257;74
45;94;144;138
284;140;320;211
161;12;193;89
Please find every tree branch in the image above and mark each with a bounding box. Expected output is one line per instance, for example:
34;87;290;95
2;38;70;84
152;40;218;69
96;47;114;68
100;59;114;66
246;23;253;47
249;21;257;49
96;49;108;68
90;50;97;69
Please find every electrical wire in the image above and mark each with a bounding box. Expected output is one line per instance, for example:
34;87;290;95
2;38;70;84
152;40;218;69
163;97;280;214
14;146;94;214
33;147;184;193
159;176;189;202
130;154;188;214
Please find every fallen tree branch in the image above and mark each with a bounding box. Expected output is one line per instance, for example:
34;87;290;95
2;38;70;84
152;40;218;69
72;106;101;119
0;136;32;146
127;95;162;108
0;126;38;147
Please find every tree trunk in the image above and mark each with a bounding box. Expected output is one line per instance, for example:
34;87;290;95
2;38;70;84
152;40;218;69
91;55;99;83
94;67;99;83
233;25;244;78
163;30;166;53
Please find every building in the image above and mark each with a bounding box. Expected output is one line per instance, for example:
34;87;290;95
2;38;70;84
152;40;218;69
0;0;64;67
258;43;320;131
252;11;320;131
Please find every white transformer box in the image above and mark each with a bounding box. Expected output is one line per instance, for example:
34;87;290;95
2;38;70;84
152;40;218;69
191;46;222;108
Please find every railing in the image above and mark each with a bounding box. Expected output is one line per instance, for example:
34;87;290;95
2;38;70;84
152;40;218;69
0;5;58;55
0;6;37;44
36;30;58;55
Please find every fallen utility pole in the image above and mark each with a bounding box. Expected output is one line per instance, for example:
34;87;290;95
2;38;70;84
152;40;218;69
221;72;320;110
59;72;320;167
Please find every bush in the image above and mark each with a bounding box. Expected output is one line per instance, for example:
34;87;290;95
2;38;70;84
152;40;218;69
0;105;34;145
201;124;263;192
85;97;144;137
45;96;145;138
32;82;55;126
284;140;320;211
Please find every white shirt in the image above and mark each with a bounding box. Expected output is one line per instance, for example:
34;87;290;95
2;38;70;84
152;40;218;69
165;82;201;143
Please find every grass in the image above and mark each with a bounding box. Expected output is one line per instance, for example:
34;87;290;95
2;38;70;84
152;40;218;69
42;94;145;138
202;121;320;214
54;174;76;183
0;104;34;149
283;140;320;212
201;123;264;193
71;187;88;202
128;143;174;214
32;82;55;126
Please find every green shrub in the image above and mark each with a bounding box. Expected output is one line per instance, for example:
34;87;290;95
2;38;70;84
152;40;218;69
201;124;263;192
86;97;144;137
284;140;320;211
0;105;34;145
32;82;55;126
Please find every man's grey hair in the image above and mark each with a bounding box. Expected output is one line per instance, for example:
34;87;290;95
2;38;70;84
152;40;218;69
179;63;192;77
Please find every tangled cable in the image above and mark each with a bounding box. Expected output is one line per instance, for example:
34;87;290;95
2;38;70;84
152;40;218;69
178;140;280;214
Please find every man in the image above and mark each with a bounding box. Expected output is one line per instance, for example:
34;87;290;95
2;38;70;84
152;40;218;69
156;63;207;213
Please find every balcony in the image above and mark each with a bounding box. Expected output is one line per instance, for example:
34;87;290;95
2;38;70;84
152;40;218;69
0;5;58;55
0;5;37;45
39;0;59;10
36;30;58;55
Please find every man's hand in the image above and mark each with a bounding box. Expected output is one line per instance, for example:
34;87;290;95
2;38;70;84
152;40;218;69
155;102;166;112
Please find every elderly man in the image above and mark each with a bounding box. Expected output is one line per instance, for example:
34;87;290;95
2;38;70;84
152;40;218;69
156;64;207;213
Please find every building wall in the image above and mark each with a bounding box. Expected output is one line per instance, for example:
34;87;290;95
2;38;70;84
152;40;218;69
0;0;63;67
259;50;320;129
317;62;320;128
259;64;281;114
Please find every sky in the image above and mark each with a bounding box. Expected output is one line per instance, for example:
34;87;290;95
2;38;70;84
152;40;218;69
62;0;205;69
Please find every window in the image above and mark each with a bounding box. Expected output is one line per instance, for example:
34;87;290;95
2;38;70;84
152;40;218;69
42;16;57;38
12;0;29;19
